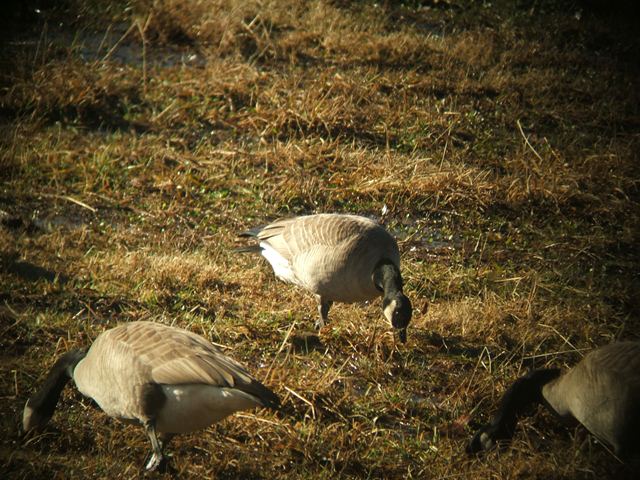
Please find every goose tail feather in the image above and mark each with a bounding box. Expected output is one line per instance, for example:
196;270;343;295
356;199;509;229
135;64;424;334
238;225;265;238
233;245;263;254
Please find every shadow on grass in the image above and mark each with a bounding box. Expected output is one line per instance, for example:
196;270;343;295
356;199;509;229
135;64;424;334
290;332;324;354
1;252;67;284
416;330;485;358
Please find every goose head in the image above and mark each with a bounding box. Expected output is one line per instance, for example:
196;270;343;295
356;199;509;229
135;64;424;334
383;293;412;343
22;349;86;432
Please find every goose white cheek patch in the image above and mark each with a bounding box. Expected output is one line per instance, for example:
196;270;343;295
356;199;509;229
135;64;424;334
383;299;397;323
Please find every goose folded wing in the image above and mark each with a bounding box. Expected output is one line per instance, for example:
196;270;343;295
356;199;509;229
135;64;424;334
259;216;367;257
149;347;280;408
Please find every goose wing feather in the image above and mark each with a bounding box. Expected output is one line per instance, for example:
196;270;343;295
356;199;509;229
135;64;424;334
103;322;279;407
253;214;382;261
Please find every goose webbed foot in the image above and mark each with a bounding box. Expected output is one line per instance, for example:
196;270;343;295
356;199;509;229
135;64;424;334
144;450;167;472
144;454;177;475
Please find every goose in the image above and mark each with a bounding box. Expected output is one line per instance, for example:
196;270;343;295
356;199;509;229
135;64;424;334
22;321;280;471
467;341;640;461
237;213;412;342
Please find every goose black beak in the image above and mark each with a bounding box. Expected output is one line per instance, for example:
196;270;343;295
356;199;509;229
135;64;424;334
396;327;407;343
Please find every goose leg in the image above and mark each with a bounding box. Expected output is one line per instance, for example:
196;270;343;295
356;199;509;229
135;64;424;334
315;297;332;330
159;432;175;451
144;420;166;472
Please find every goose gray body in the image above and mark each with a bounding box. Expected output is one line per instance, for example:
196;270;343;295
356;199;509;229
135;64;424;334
541;341;640;457
238;214;412;340
468;341;640;460
22;321;279;471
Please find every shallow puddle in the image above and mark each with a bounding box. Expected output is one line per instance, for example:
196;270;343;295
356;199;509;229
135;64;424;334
31;214;88;232
22;21;205;68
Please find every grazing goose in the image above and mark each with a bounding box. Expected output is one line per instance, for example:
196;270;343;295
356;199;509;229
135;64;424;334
467;341;640;461
22;321;280;471
237;213;412;342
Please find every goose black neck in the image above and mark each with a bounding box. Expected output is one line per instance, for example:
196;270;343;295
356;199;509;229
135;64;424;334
373;260;403;297
27;349;86;420
244;379;281;410
484;368;560;441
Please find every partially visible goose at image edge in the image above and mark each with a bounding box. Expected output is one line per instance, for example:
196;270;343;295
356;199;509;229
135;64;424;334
22;321;280;472
237;213;413;342
467;341;640;462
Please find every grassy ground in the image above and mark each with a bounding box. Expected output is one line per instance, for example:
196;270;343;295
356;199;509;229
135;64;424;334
1;0;639;478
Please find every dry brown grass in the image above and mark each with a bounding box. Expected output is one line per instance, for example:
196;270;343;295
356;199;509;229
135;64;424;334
1;0;639;478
